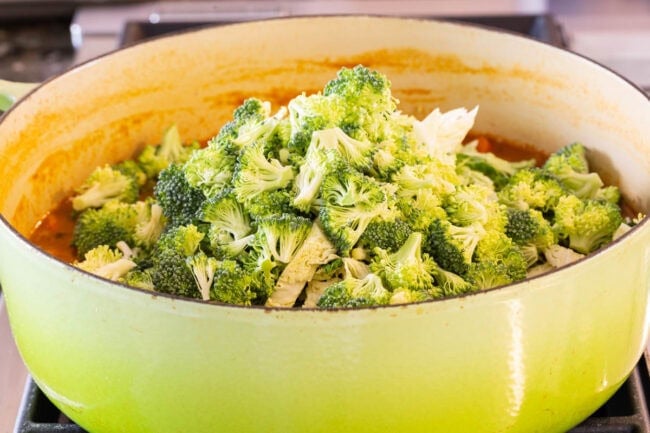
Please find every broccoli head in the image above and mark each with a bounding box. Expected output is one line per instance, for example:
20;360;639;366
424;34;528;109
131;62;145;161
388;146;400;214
357;218;413;253
505;208;556;259
232;140;295;203
210;259;255;306
75;242;137;281
318;164;387;254
200;190;254;258
137;124;200;179
471;230;528;286
150;224;205;298
370;232;436;293
317;273;391;309
497;168;565;212
154;164;207;228
423;219;486;276
71;164;140;212
73;201;138;257
552;194;623;254
255;213;313;264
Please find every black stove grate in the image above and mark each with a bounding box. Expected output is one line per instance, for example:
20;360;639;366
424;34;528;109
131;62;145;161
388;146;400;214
12;355;650;433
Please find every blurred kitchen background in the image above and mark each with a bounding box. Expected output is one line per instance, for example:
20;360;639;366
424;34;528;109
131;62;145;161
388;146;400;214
0;0;648;91
0;0;649;432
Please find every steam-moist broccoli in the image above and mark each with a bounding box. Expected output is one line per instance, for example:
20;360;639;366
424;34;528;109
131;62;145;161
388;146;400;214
68;65;636;307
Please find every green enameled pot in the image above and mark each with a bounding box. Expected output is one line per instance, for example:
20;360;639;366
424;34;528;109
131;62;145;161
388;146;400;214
1;16;650;433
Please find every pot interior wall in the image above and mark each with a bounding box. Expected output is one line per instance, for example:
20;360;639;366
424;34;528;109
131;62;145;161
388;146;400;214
0;16;649;237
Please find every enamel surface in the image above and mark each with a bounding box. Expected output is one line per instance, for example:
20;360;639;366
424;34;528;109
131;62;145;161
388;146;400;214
1;16;649;433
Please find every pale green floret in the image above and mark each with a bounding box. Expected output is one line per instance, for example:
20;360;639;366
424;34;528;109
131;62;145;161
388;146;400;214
317;273;391;308
132;201;166;249
183;145;236;199
311;127;374;171
137;124;199;179
552;194;623;254
292;144;333;212
471;230;528;286
211;259;255;306
72;164;140;211
122;269;155;291
255;214;313;264
505;207;556;263
319;165;387;254
392;159;459;199
423;220;487;276
370;232;436;293
75;242;137;281
444;184;498;227
186;251;219;301
497;168;565;212
430;264;475;297
232;140;295;203
543;142;605;199
397;189;447;232
200;191;254;258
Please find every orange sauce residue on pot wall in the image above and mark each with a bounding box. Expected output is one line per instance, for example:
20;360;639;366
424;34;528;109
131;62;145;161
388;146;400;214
28;135;547;264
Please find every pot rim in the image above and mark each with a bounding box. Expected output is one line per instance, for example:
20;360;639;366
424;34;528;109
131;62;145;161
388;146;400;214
1;15;648;312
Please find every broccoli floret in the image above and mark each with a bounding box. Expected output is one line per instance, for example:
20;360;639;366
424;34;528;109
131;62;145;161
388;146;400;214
244;188;296;221
137;124;200;179
200;191;254;258
357;218;413;253
457;140;535;189
443;184;506;231
232;141;295;203
543;142;606;199
132;200;166;249
122;268;155;291
594;186;621;204
185;251;219;301
369;113;421;180
323;65;396;143
243;240;281;304
75;242;137;281
150;224;205;298
389;288;433;305
73;201;138;257
552;194;623;254
318;165;387;254
391;159;459;199
210;259;255;305
293;144;333;213
182;143;236;200
317;273;391;309
311;127;374;171
429;264;476;297
505;208;556;261
497;168;565;212
423;219;486;276
154;164;206;228
466;261;516;291
370;232;436;292
255;213;312;264
471;230;528;287
397;189;448;232
287;93;346;155
114;160;147;187
71;164;140;211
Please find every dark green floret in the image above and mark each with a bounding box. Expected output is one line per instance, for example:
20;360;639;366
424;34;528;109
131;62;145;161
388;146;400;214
154;164;207;228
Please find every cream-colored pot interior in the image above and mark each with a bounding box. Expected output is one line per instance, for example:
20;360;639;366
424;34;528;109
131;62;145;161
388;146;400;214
1;16;650;433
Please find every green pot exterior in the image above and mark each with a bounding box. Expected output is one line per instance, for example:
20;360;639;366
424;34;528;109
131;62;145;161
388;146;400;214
1;16;650;433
